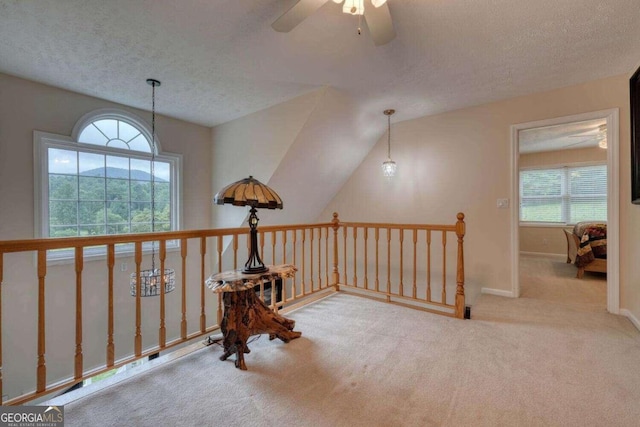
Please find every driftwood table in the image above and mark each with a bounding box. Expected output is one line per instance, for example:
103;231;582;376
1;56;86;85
205;264;301;370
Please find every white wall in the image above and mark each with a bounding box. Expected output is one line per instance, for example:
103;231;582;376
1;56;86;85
0;73;214;400
320;74;638;313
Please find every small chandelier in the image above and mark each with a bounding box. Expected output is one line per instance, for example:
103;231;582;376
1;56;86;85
130;79;175;297
382;109;397;178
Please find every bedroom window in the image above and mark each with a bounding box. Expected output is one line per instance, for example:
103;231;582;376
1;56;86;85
35;109;181;261
519;164;607;224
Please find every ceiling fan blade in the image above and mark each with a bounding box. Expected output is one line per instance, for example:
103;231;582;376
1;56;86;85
364;1;395;46
272;0;330;33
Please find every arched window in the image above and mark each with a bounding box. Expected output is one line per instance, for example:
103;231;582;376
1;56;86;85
35;109;181;260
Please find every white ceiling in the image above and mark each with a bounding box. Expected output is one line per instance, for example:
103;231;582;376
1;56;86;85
1;0;639;127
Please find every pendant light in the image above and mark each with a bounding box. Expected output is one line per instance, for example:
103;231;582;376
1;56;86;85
130;79;176;297
382;109;397;178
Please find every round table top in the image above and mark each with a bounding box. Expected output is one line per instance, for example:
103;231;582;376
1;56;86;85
205;264;297;293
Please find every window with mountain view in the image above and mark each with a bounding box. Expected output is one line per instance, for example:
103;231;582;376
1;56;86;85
36;112;180;253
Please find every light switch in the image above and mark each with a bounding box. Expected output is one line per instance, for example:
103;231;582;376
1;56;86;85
497;198;509;209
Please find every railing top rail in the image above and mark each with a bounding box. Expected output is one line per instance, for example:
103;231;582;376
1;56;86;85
0;222;335;253
337;221;457;232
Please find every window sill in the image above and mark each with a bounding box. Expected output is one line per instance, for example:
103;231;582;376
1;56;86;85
45;241;181;266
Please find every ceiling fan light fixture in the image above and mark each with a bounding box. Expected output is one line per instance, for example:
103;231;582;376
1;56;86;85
343;0;364;15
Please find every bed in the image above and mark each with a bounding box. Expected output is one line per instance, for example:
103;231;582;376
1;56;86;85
563;222;607;278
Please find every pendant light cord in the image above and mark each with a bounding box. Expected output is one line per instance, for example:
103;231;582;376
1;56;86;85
387;112;391;159
149;80;158;272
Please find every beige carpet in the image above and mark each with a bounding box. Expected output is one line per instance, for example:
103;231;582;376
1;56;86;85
53;287;640;427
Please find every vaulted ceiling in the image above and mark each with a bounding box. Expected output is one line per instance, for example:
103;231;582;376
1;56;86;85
1;0;639;128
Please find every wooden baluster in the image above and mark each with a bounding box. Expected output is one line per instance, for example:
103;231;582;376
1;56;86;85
442;231;447;305
427;230;432;302
200;237;206;333
217;236;223;273
399;229;404;297
37;250;47;392
364;228;369;290
293;230;298;297
331;213;340;290
282;230;287;303
413;229;418;299
343;225;347;286
233;234;238;270
317;227;322;289
272;231;277;266
310;228;314;291
302;229;306;295
159;240;167;348
455;213;466;319
106;244;115;367
181;238;188;339
260;231;265;268
325;226;330;287
134;242;142;357
74;247;83;380
353;227;357;287
0;252;3;404
375;228;380;292
386;228;391;302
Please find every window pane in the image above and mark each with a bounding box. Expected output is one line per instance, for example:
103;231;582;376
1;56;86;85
106;156;130;178
130;159;151;180
79;152;105;176
49;174;78;200
79;225;106;236
520;198;562;222
50;201;77;226
107;179;129;201
93;120;118;140
78;125;109;146
570;166;607;195
153;182;170;201
128;134;151;153
48;148;77;174
131;181;151;201
107;202;129;223
153;202;170;222
119;121;141;142
50;226;78;238
131;202;151;221
153;161;170;182
155;222;171;232
108;139;129;150
108;224;130;235
521;170;562;197
79;201;105;225
131;223;152;233
570;199;607;223
79;176;105;200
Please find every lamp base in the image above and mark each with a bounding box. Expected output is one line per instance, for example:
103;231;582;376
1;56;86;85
242;265;269;274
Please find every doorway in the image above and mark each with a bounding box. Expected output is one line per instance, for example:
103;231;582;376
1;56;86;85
510;109;620;314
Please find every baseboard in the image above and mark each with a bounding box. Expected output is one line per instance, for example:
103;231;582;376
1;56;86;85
520;251;566;259
620;309;640;332
481;287;515;298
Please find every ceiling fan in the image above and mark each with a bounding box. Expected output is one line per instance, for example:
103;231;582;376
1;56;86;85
272;0;396;46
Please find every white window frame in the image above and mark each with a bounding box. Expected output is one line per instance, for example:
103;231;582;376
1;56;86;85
34;109;182;262
519;161;607;226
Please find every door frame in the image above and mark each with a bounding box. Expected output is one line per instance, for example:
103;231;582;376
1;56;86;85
510;109;620;314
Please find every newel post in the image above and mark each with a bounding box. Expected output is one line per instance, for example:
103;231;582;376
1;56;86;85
331;212;340;291
455;212;466;319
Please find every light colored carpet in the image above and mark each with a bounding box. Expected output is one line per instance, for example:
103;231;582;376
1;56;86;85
55;289;640;427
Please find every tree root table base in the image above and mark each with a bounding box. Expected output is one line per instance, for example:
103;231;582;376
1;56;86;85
206;265;301;370
219;289;301;370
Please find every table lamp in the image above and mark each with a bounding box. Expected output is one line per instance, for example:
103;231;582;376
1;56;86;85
214;176;283;274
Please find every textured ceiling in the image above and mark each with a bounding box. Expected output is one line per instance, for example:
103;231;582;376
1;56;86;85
0;0;639;127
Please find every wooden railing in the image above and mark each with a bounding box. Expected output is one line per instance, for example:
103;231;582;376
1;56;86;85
0;212;464;405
